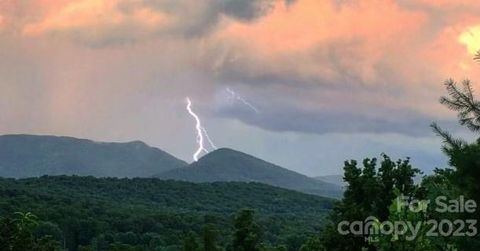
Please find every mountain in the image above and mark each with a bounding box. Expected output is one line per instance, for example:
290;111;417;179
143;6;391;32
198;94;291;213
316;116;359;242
156;148;343;198
0;176;335;249
0;134;187;178
315;174;346;187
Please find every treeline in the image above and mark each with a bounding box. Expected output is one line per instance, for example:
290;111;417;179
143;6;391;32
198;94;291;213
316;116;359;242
0;208;323;251
0;177;333;250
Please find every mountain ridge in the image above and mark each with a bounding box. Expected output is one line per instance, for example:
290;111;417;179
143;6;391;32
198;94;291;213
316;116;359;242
156;148;343;198
0;134;342;198
0;134;187;178
315;174;345;187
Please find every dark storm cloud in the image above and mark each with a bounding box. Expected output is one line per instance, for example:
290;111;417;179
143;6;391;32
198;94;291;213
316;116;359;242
207;39;396;90
216;102;457;136
17;0;293;47
139;0;279;35
222;0;275;21
163;0;278;37
4;0;478;139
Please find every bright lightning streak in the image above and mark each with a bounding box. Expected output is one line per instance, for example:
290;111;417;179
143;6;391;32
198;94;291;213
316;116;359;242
201;127;217;150
186;97;208;162
226;88;259;113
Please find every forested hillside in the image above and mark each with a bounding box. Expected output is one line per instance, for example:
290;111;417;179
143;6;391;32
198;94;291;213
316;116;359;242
156;148;342;198
0;135;186;178
0;176;334;250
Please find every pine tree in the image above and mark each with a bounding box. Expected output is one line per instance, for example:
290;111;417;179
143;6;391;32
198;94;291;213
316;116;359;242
429;49;480;250
435;79;480;133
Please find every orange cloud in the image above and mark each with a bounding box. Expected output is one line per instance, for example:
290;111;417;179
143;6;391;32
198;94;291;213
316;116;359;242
23;0;122;35
210;0;428;85
22;0;173;46
414;0;480;9
18;0;282;45
8;0;479;90
2;0;480;139
0;15;4;31
219;0;425;54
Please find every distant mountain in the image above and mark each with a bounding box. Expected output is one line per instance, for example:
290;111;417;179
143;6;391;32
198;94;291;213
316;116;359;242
0;134;187;178
315;175;346;187
156;148;343;198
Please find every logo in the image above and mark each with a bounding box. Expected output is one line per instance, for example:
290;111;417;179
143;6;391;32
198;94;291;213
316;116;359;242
337;195;478;241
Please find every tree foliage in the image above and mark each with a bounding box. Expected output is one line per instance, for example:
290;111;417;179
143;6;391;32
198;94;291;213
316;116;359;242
439;79;480;132
322;155;421;251
0;176;333;250
233;209;262;251
0;212;62;251
431;66;480;212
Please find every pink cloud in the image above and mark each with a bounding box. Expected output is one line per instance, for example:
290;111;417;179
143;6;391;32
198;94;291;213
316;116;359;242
413;0;480;9
0;0;480;136
203;0;480;118
209;0;428;86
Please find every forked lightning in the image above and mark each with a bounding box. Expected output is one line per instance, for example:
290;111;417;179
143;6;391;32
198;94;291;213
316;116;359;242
226;88;259;113
185;97;217;162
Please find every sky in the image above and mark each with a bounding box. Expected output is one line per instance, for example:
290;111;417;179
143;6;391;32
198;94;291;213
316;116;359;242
0;0;480;176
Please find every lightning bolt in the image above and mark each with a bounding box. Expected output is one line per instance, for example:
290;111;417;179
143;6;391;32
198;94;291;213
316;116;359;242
201;127;217;150
226;88;259;113
185;97;216;162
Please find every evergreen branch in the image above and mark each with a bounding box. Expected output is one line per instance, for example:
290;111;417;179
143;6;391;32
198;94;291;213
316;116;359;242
439;79;480;132
430;123;465;152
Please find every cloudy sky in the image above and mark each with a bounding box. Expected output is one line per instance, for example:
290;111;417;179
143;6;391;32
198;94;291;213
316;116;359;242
1;0;479;176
